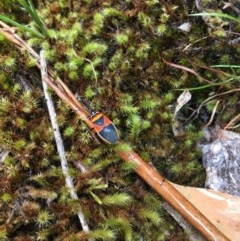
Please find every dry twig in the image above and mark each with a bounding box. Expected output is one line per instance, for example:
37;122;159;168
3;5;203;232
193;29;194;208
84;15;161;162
40;50;91;234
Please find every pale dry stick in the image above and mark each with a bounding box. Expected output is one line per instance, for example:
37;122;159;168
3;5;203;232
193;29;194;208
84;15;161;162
0;22;231;241
182;36;208;52
226;122;240;129
40;50;91;235
0;150;10;163
85;58;98;84
224;112;240;130
203;100;220;128
74;161;88;173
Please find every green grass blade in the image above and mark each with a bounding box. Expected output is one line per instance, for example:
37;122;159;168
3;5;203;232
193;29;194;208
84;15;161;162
189;12;240;23
211;65;240;68
0;15;44;38
17;0;47;36
211;65;240;79
27;0;47;35
16;0;36;23
16;0;32;14
175;81;231;91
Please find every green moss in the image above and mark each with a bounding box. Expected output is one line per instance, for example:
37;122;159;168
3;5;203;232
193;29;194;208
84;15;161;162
36;210;53;228
0;0;239;240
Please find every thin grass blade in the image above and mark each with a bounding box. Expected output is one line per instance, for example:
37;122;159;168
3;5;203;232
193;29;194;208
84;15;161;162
175;81;232;91
211;65;240;68
0;15;44;38
17;0;47;36
27;0;47;35
189;12;240;23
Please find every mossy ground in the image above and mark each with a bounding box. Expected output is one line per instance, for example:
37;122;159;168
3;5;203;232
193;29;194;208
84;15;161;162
0;0;239;240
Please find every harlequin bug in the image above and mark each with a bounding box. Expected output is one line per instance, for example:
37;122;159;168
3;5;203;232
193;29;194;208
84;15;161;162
90;112;119;144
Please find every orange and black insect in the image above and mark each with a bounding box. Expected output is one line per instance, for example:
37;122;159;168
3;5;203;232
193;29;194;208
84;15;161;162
90;112;119;144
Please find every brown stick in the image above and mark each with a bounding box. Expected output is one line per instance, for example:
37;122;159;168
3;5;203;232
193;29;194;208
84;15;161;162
117;148;230;241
